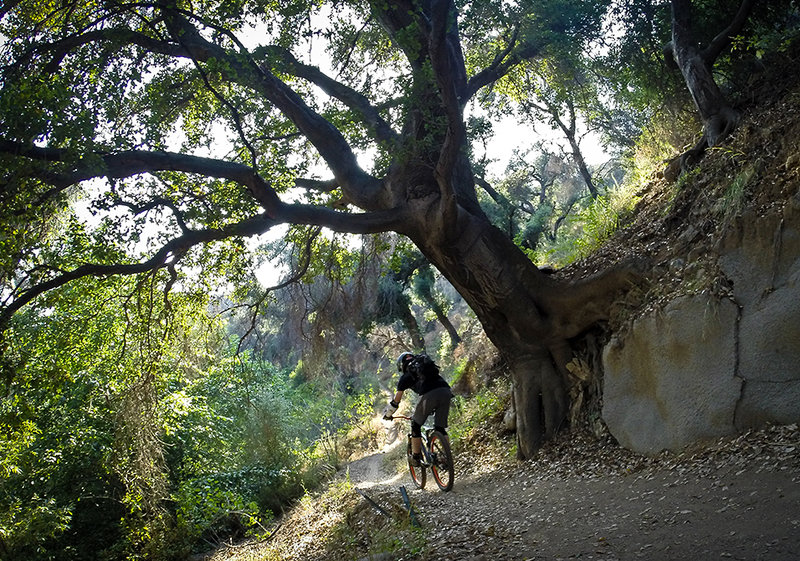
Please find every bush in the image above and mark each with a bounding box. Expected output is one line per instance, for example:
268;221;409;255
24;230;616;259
175;473;270;548
448;379;511;454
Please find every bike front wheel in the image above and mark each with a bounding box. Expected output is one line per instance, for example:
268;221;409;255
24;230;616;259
407;438;426;489
429;431;454;492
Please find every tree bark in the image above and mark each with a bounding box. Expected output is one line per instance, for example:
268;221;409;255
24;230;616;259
407;198;641;458
669;0;755;153
548;99;599;198
420;291;462;350
399;301;427;352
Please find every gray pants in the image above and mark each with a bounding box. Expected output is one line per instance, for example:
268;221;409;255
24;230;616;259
412;387;453;429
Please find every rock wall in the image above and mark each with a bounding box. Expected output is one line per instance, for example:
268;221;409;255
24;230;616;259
602;195;800;454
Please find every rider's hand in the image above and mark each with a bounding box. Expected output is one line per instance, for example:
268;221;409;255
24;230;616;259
382;400;398;420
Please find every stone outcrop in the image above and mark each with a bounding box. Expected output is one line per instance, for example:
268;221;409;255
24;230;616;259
720;198;800;429
602;195;800;454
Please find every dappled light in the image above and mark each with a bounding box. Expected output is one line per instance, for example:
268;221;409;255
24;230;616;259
346;438;407;490
2;0;800;559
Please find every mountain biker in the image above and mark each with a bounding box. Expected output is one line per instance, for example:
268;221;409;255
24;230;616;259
382;352;453;466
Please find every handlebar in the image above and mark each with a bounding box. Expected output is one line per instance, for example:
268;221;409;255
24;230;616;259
386;415;412;421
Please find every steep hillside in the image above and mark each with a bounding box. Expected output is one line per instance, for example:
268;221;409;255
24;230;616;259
551;52;800;453
560;53;800;317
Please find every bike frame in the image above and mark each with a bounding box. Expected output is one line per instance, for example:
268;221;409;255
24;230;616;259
392;414;434;460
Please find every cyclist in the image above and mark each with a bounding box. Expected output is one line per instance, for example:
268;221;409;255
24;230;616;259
383;352;453;466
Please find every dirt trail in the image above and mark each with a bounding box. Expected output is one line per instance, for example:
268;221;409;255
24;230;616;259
345;425;800;561
209;424;799;561
346;423;406;490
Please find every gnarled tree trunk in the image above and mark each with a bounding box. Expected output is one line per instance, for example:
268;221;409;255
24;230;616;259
668;0;755;167
405;181;643;458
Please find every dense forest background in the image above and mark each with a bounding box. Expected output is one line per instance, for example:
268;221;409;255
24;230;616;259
2;0;799;559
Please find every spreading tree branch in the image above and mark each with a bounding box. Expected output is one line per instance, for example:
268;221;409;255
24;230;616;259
0;214;276;329
0;139;282;215
703;0;756;64
11;28;188;75
464;39;547;101
2;136;409;233
153;5;387;207
0;188;406;329
162;5;400;147
257;46;399;146
294;177;340;192
10;4;388;213
428;0;466;227
474;177;503;204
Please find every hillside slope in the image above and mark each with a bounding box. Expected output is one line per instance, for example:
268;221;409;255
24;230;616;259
560;51;800;314
552;51;800;454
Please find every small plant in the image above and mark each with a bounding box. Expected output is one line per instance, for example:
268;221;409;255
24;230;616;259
542;182;642;266
715;165;755;221
674;165;701;190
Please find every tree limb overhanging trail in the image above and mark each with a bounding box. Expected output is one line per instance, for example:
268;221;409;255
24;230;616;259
0;0;646;458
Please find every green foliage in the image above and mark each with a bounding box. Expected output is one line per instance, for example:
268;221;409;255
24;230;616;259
737;2;800;59
515;202;555;249
448;380;511;454
1;280;144;560
0;261;381;560
715;163;755;222
533;181;641;267
174;475;268;546
0;496;73;559
446;357;471;390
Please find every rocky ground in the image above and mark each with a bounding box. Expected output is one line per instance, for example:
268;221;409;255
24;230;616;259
208;423;800;561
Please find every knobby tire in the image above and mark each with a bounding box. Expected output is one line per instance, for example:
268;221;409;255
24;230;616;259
429;431;454;492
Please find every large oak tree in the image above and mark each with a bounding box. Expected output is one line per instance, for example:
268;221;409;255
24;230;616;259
1;0;643;458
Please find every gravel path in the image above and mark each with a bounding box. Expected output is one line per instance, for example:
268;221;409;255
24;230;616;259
348;424;800;561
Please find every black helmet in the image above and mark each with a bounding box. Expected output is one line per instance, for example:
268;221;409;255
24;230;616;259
396;352;414;372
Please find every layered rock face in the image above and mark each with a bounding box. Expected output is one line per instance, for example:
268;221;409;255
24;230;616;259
603;196;800;453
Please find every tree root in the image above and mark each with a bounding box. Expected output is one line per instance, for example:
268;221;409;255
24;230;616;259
665;107;740;182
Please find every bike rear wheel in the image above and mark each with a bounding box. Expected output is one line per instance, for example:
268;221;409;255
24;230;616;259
407;438;426;489
429;431;454;492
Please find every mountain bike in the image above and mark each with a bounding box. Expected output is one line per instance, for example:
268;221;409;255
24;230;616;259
388;415;454;492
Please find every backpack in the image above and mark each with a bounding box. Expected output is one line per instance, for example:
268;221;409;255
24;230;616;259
407;354;439;382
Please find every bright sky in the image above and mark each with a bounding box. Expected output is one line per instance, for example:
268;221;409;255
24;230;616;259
477;112;608;179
